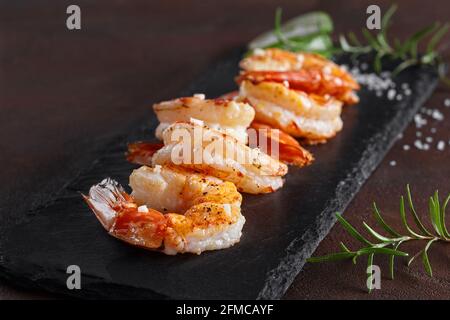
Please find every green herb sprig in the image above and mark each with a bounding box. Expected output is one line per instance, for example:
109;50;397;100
339;4;449;78
255;6;449;83
307;185;450;293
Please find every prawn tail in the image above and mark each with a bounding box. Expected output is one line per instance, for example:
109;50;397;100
82;178;131;231
126;141;163;165
82;177;168;250
249;122;314;167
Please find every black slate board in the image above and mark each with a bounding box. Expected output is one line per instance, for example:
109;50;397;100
0;50;439;299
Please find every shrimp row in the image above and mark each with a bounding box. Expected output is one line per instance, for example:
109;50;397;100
83;47;359;255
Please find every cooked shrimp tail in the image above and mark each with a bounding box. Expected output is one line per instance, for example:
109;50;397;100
83;166;245;255
82;178;167;250
126;141;163;166
249;122;314;167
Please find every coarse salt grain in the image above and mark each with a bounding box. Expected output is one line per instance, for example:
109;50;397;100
414;140;429;150
414;140;423;149
190;117;204;126
390;160;397;166
444;98;450;107
431;109;444;121
193;93;205;100
437;141;446;151
416;131;422;137
403;144;410;151
387;89;396;100
426;136;433;143
414;114;427;128
138;205;149;213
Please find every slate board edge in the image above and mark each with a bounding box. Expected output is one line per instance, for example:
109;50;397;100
258;76;439;300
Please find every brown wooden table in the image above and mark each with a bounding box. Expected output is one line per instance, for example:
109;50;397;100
0;0;449;299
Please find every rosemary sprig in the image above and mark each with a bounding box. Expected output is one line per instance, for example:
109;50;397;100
339;4;449;78
257;6;449;82
307;185;450;292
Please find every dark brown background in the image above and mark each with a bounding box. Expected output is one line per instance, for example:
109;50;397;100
0;0;449;299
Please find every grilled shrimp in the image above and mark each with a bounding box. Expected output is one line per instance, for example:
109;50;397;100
153;94;255;144
135;121;288;194
239;80;343;144
238;48;359;105
83;165;245;255
249;122;313;167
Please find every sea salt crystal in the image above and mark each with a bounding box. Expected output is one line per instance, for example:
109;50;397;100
396;94;403;101
138;205;149;213
426;136;433;143
414;114;427;128
414;140;429;150
404;89;412;96
444;98;450;107
403;144;410;151
431;109;444;121
389;160;397;166
431;127;437;133
437;141;446;151
401;83;409;90
398;133;403;139
387;89;396;100
414;140;423;149
416;131;422;137
190;117;204;126
360;62;368;71
193;93;205;100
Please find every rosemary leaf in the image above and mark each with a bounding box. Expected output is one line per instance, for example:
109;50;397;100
429;196;444;237
372;202;402;237
441;194;450;238
407;249;423;266
422;238;438;276
426;23;449;54
406;23;439;59
400;196;426;238
339;242;351;252
374;51;385;73
381;4;397;31
307;252;355;263
357;247;408;256
406;185;434;237
348;31;362;46
367;253;374;293
392;58;418;76
389;240;406;280
363;222;393;242
361;29;381;51
336;214;373;246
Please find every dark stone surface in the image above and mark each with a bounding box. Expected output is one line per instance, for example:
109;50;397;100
0;49;439;299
